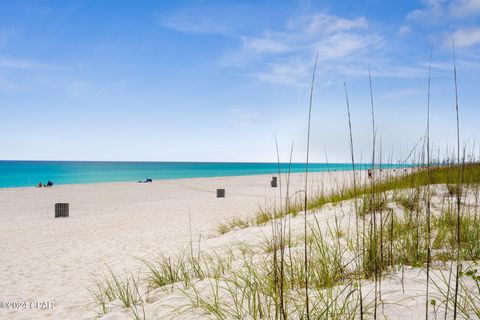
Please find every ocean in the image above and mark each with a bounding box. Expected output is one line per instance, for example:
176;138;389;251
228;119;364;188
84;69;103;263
0;161;405;188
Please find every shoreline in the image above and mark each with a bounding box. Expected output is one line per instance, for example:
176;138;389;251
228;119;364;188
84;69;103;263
0;164;410;190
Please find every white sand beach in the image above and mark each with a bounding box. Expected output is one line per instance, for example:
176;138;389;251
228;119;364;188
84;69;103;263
0;171;359;320
2;168;476;320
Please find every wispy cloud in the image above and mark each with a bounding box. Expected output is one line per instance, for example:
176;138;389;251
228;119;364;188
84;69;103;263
158;2;479;87
0;56;67;93
406;0;448;23
449;27;480;47
398;25;412;36
157;5;237;35
406;0;480;23
158;6;382;86
241;36;291;54
159;14;227;34
221;12;382;86
252;58;310;87
403;0;480;55
314;32;380;60
306;13;368;34
449;0;480;17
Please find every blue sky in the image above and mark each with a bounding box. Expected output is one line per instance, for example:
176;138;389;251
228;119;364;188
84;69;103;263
0;0;479;162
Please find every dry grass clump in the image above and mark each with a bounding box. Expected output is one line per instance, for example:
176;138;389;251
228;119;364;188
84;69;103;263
447;184;463;198
88;269;143;317
217;217;250;235
359;194;389;217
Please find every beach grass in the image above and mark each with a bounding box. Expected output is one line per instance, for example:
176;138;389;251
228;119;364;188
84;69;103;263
88;163;480;319
215;164;480;236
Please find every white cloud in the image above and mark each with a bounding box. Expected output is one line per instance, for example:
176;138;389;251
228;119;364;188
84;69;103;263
159;16;225;34
307;13;368;34
406;0;447;23
162;7;434;86
449;0;480;17
315;32;379;60
224;12;382;86
157;5;246;35
398;25;412;36
242;36;290;54
406;0;480;23
450;27;480;47
158;8;380;87
157;9;231;34
248;32;383;86
252;59;310;87
0;57;52;92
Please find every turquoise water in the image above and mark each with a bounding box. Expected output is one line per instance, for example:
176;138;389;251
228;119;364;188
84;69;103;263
0;161;406;188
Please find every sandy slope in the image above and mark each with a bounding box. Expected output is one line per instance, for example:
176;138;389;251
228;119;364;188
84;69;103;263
0;171;360;320
82;181;477;320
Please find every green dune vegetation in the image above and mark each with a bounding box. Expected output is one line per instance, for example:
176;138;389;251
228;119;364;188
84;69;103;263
218;163;480;234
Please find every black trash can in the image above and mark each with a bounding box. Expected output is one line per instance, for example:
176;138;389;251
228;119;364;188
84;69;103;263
271;176;278;188
55;203;69;218
216;189;225;198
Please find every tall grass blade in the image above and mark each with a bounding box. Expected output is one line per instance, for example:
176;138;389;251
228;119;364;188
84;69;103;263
303;52;319;320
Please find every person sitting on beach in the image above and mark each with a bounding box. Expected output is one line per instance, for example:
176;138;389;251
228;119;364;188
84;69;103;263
37;182;43;188
46;180;53;187
368;169;373;180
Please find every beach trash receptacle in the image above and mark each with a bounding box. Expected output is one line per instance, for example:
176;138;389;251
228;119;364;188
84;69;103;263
216;189;225;198
55;203;69;218
271;176;277;188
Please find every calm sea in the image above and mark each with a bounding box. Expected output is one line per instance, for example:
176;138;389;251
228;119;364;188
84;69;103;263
0;161;405;188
